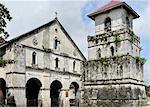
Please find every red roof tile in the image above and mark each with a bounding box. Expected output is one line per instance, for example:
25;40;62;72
101;0;121;10
88;0;139;20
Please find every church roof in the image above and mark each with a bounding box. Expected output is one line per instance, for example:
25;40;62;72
0;18;86;61
88;0;140;20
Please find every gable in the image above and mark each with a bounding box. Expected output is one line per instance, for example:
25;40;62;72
48;22;85;60
8;18;86;61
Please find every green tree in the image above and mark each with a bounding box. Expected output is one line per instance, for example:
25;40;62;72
0;2;12;39
145;85;150;97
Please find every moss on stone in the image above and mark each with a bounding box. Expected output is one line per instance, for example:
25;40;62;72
114;33;121;45
134;56;146;65
0;59;15;67
131;32;138;42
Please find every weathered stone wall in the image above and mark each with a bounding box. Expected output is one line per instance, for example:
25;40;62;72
24;67;81;107
85;24;145;107
81;84;145;107
0;20;85;107
0;68;6;79
20;22;83;60
85;55;144;83
95;8;134;35
88;29;140;60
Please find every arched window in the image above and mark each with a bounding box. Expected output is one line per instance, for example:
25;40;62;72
97;48;101;58
126;17;130;28
69;82;79;96
110;46;114;56
73;61;76;71
32;52;36;65
105;17;111;32
54;37;60;49
55;58;59;68
54;39;58;49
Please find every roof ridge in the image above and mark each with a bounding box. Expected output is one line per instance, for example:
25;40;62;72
8;18;56;43
97;0;122;13
88;0;139;20
0;17;86;61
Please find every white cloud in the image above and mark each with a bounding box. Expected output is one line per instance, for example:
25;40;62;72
132;1;150;85
2;0;150;85
2;1;89;57
134;0;150;39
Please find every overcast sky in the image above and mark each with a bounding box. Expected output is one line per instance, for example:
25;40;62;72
1;0;150;85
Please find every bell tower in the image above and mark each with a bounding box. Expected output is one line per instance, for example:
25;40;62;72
82;1;146;107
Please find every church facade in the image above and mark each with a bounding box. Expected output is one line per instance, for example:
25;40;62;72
0;1;146;107
0;18;85;107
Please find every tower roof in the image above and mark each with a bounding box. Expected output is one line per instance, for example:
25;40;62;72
88;0;140;20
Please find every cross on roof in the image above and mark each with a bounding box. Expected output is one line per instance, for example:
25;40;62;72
55;12;58;18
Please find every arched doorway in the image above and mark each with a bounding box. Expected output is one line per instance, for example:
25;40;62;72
0;78;6;105
26;78;42;107
50;80;62;107
70;82;79;96
69;82;79;107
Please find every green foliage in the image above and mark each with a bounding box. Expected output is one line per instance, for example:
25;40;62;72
139;47;143;51
98;56;122;63
42;45;53;53
0;59;15;67
131;32;137;42
0;60;6;66
45;48;53;53
134;56;146;65
114;34;121;45
0;3;12;39
99;57;109;63
43;47;53;53
145;85;150;97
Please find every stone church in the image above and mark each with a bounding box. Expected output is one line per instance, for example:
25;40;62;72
0;0;146;107
0;17;86;107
